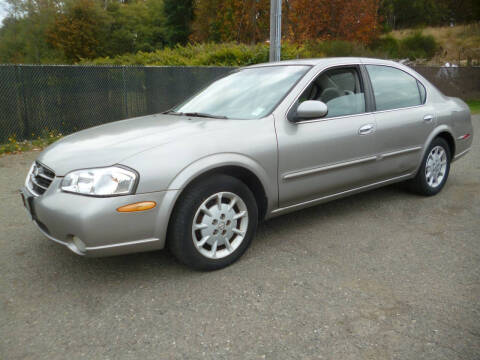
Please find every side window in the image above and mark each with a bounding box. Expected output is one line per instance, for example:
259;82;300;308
298;67;366;118
366;65;423;111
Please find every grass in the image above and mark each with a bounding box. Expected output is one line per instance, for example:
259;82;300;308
467;100;480;114
0;131;63;156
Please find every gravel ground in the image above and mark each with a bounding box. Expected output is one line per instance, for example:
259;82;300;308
1;116;479;360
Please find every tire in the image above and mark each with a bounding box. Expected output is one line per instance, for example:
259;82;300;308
407;137;451;196
168;174;258;271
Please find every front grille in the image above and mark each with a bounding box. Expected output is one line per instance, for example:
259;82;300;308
27;162;55;196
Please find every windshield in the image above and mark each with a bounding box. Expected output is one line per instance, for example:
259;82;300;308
174;65;310;119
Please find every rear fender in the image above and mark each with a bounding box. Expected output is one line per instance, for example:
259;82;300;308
413;125;455;175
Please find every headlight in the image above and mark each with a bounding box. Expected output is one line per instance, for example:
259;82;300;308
61;166;137;196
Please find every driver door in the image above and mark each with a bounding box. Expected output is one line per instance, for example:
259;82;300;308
275;65;378;208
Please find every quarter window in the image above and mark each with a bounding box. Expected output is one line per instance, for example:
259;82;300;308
297;67;366;119
417;80;426;104
366;65;425;111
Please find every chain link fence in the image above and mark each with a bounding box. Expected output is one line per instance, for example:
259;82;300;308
0;64;478;143
413;66;480;100
0;65;233;143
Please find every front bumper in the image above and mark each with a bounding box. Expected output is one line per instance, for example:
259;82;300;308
21;178;177;257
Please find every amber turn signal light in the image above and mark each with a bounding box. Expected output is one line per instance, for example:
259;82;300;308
117;201;156;212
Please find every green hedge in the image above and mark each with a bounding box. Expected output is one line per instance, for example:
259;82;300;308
371;32;438;60
82;33;439;66
83;43;269;66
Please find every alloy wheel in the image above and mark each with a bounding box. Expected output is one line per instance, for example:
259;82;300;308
192;192;249;259
425;145;448;188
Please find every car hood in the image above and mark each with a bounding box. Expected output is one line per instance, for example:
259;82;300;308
37;114;216;176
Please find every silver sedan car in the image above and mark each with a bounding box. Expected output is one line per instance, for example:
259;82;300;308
21;58;473;270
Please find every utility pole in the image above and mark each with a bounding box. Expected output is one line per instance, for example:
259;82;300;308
269;0;282;62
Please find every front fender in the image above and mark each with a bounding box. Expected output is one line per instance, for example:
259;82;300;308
151;153;277;249
168;152;275;200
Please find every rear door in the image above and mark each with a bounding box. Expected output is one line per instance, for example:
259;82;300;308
365;64;435;180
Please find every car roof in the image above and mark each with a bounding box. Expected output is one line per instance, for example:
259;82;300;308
244;57;399;68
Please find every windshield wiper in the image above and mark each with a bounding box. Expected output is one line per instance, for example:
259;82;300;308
162;110;182;115
162;110;228;119
183;112;228;119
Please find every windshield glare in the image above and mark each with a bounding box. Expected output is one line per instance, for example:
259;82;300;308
174;66;310;120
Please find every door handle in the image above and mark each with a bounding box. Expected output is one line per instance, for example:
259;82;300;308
358;124;375;135
423;114;434;122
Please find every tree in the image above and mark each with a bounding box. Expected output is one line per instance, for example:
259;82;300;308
192;0;380;45
47;0;110;62
378;0;480;29
191;0;270;43
379;0;446;29
287;0;381;44
164;0;194;46
190;0;222;42
0;0;62;63
1;0;168;62
105;0;166;55
444;0;480;24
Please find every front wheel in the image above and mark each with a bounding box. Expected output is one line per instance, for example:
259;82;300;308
168;174;258;270
407;137;451;196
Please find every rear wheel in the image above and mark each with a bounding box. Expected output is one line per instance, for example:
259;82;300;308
407;137;451;196
168;174;258;270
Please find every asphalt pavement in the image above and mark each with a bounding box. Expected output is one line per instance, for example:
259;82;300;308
1;116;479;359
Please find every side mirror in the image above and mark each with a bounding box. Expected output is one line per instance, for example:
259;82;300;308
295;100;328;121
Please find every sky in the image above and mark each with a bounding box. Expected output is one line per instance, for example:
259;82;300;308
0;0;8;25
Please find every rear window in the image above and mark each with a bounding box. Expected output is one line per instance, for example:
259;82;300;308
366;65;424;111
